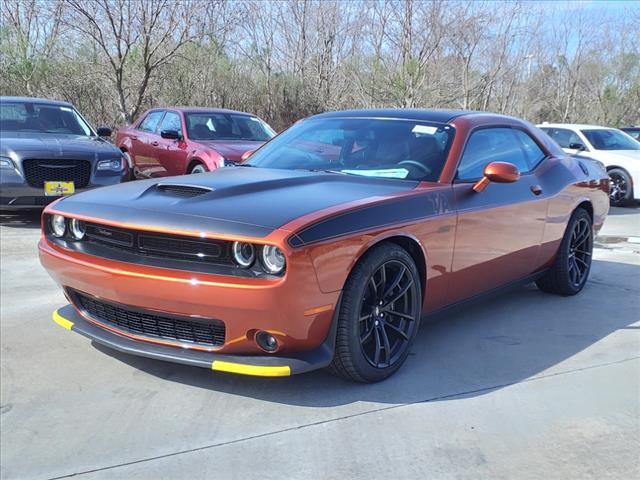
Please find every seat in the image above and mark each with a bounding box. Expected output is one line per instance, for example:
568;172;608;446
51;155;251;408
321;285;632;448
192;124;214;140
408;136;443;172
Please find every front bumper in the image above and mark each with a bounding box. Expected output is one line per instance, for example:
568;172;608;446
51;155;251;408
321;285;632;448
1;167;126;209
39;235;339;355
53;304;336;376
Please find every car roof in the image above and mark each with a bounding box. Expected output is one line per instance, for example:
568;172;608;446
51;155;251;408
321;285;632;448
155;106;258;117
537;122;614;131
309;108;486;124
0;96;74;107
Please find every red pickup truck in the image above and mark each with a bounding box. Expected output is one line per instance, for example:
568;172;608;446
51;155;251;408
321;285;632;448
115;107;275;178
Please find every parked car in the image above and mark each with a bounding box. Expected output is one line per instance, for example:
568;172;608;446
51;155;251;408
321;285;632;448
620;126;640;141
115;107;275;178
0;96;126;209
538;123;640;206
41;109;609;382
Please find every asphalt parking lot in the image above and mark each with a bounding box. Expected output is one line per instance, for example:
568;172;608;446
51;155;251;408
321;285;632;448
1;206;639;480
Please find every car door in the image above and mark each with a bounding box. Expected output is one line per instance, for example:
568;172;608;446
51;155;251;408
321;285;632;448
156;110;189;176
134;110;165;178
448;127;549;303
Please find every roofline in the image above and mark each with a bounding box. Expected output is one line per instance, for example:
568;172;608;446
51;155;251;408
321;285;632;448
0;96;73;107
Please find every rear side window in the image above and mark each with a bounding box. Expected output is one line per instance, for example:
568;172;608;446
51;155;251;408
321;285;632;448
139;111;164;132
457;128;545;181
541;127;582;149
158;111;182;133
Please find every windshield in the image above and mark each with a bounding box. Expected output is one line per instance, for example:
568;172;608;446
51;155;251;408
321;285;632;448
581;129;640;151
0;101;93;136
246;118;455;182
185;112;275;141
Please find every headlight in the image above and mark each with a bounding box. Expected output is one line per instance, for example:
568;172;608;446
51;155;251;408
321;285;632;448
232;241;255;267
51;215;66;237
69;218;86;240
0;157;14;169
96;158;122;171
261;245;286;274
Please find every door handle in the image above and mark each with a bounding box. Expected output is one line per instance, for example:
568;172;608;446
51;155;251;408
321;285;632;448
130;135;138;140
151;141;159;146
530;185;543;196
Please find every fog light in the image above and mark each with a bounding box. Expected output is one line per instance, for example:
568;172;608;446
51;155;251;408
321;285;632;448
69;218;85;240
51;214;66;237
256;331;278;352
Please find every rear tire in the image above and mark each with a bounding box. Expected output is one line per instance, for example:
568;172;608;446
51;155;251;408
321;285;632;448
328;243;422;383
536;208;593;296
608;168;633;207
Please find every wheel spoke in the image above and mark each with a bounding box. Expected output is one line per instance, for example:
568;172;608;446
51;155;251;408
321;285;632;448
382;308;414;321
382;265;406;300
378;323;391;365
575;256;589;270
373;327;382;365
386;278;414;306
384;321;409;340
360;323;374;343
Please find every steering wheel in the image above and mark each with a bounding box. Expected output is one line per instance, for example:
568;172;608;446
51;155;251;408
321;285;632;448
398;160;431;176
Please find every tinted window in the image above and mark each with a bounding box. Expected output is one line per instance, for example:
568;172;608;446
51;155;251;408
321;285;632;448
514;130;546;170
247;118;455;182
622;129;640;140
541;127;583;149
158;111;182;133
457;128;543;180
185;113;275;141
581;129;640;151
139;111;164;132
0;102;93;135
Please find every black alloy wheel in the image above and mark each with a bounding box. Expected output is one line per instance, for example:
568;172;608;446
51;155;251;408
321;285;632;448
536;207;593;296
329;242;422;382
359;260;418;369
567;216;592;289
608;168;632;206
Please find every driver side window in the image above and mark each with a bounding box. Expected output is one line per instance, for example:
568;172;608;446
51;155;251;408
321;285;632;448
457;128;538;181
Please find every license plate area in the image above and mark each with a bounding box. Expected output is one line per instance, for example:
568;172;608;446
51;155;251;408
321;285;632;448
44;181;75;196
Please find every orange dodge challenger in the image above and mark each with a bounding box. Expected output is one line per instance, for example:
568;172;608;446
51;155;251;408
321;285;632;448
39;109;609;382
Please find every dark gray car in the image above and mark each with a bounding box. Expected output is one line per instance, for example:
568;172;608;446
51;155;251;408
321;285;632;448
1;96;127;209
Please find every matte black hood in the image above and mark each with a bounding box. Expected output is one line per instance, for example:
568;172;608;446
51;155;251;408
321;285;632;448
52;167;417;238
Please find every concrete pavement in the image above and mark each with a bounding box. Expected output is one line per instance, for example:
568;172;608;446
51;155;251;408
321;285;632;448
1;207;638;479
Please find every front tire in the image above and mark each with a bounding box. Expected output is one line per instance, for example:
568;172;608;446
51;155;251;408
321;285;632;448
608;168;633;207
328;243;422;383
536;208;593;296
189;163;207;174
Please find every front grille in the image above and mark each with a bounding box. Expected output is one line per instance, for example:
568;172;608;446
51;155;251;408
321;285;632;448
74;291;226;347
83;222;233;265
22;159;91;188
157;184;212;197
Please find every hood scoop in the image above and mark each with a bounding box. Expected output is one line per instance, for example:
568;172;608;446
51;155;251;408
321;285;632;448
156;183;213;198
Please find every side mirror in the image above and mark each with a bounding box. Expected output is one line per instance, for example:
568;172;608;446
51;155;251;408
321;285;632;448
569;142;586;151
473;161;520;193
161;129;182;140
241;149;256;162
96;127;112;137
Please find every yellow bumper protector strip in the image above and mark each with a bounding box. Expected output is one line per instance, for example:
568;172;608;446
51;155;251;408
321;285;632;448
52;310;74;330
211;360;291;377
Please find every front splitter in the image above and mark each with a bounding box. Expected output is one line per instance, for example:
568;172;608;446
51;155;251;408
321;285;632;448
53;304;336;377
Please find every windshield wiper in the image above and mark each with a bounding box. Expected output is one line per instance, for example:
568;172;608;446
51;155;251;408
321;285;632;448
299;168;348;175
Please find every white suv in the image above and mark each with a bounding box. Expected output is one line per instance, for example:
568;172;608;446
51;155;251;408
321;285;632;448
538;123;640;206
